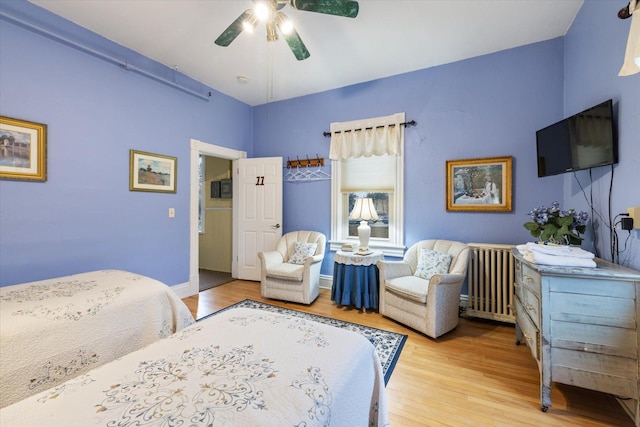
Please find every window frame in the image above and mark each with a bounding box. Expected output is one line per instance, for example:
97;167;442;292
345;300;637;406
329;117;405;257
198;155;205;234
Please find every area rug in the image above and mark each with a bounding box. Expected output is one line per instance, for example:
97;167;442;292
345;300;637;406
199;269;233;292
199;299;407;385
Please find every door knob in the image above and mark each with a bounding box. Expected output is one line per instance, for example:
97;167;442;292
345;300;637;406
271;224;281;229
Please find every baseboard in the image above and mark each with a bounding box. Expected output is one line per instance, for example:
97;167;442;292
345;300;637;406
458;294;469;316
171;281;197;299
459;294;468;309
319;273;332;290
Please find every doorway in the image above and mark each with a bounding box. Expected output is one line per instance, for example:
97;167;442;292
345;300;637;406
198;155;233;292
188;139;246;297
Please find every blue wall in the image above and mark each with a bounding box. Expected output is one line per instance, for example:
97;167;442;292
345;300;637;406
254;39;567;271
562;0;640;266
254;0;639;273
0;1;253;286
1;0;638;288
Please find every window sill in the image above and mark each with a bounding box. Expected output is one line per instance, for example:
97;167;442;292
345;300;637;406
329;240;405;258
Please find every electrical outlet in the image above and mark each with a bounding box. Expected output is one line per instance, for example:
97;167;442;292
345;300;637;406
628;207;640;229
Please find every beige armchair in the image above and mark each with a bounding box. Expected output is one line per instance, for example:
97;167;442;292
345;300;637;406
376;239;469;338
258;230;326;304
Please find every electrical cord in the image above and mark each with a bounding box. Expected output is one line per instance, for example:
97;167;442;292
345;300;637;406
613;213;633;266
573;165;617;263
574;171;608;259
608;165;615;261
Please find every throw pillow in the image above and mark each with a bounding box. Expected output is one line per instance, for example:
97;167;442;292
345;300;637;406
288;242;318;265
414;247;453;280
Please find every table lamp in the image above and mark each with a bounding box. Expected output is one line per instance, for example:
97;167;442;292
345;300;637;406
349;197;379;253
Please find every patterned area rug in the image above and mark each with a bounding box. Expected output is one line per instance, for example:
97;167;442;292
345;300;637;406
199;299;407;385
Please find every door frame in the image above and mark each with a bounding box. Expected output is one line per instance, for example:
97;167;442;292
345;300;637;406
189;138;246;297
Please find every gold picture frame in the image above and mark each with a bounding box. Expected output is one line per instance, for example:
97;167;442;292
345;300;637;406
129;149;177;193
446;156;512;212
0;116;47;182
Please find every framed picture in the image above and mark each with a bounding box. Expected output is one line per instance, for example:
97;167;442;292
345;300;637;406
220;178;232;198
211;180;221;198
0;116;47;182
446;156;512;212
129;149;177;193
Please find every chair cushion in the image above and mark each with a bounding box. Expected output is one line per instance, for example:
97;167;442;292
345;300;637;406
386;275;430;304
266;262;305;281
414;247;453;280
288;242;318;264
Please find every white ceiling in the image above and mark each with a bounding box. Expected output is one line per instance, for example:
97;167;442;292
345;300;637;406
30;0;584;106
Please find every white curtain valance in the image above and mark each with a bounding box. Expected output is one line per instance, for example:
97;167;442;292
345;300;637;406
329;112;405;160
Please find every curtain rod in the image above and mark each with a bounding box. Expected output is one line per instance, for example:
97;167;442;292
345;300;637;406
323;120;416;137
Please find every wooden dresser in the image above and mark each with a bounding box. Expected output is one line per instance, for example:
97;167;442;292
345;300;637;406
512;249;640;426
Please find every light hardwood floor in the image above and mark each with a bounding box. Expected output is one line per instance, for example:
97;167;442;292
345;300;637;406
183;280;634;426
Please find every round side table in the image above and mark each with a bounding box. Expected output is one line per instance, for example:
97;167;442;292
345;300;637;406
331;250;384;309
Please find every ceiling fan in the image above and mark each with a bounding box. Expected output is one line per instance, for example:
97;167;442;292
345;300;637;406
214;0;359;61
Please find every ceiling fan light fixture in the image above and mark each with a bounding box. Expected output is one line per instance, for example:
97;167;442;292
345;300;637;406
253;1;271;21
216;0;359;60
275;12;294;35
242;11;258;33
266;21;278;42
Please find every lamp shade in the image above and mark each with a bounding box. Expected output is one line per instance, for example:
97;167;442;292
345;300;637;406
349;197;379;221
619;0;640;76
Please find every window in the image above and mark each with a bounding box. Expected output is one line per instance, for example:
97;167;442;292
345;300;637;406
347;192;389;238
329;113;405;257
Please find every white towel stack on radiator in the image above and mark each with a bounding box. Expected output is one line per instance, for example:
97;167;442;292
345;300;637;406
516;242;597;268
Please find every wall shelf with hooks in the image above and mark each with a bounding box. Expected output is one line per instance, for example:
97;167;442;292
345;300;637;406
286;156;324;168
285;155;330;183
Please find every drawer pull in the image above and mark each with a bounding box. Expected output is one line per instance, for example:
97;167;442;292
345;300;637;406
526;304;535;312
524;274;535;284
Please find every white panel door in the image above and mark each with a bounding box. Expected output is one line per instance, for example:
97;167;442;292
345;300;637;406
234;157;283;281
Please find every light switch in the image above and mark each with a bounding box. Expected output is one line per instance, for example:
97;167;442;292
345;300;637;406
169;208;175;218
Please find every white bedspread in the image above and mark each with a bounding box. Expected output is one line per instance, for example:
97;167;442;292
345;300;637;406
0;307;389;426
0;270;195;408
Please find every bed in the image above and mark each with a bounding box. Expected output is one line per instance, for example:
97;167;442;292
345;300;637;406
0;306;389;426
0;269;195;408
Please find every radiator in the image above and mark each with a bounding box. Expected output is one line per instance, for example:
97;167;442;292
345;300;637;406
466;243;516;324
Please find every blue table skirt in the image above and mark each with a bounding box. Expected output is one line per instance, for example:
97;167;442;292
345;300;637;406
331;262;380;309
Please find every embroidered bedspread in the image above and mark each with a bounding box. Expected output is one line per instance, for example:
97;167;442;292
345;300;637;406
0;270;195;408
0;307;389;426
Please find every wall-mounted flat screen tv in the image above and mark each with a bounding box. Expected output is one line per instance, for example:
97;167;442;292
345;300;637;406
536;99;617;177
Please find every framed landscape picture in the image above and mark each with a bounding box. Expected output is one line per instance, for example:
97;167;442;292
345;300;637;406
129;150;177;193
446;156;512;212
0;116;47;182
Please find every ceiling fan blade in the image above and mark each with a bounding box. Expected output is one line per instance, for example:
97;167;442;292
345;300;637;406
215;10;253;46
282;28;311;60
290;0;359;18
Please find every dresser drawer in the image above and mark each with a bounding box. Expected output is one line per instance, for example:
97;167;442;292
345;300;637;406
550;291;636;329
552;347;638;399
516;299;540;362
520;283;541;329
551;320;637;358
520;264;541;296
